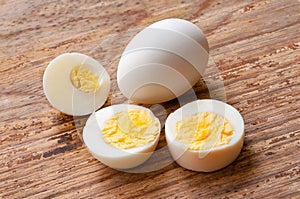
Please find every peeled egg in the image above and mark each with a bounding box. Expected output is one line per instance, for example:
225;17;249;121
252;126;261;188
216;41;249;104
117;18;209;104
83;104;161;169
43;53;111;116
165;99;244;172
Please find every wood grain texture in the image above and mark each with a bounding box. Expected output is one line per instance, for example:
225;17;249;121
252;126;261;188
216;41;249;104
0;0;299;198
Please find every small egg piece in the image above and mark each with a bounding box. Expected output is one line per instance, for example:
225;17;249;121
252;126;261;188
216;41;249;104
83;104;161;169
43;53;110;116
165;99;244;172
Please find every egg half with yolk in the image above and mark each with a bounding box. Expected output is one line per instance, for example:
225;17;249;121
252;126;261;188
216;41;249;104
165;99;244;172
83;104;161;169
43;52;111;116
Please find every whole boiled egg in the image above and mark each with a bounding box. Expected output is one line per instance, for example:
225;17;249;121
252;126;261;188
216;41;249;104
165;99;244;172
83;104;161;169
43;53;111;116
117;18;209;104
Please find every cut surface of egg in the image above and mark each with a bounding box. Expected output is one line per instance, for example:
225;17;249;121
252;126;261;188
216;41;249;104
117;18;209;104
175;112;234;151
43;52;111;116
83;104;161;169
165;99;244;172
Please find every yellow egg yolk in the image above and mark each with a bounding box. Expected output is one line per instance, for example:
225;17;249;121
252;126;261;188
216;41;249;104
101;109;159;149
70;65;100;93
175;112;234;150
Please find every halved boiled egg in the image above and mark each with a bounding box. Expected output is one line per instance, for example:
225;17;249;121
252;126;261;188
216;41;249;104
43;52;110;116
83;104;161;169
165;99;244;172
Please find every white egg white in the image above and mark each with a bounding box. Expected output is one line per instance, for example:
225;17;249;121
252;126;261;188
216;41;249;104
83;104;161;169
117;18;209;104
148;18;209;53
123;25;208;75
118;59;196;104
165;99;245;172
43;52;111;116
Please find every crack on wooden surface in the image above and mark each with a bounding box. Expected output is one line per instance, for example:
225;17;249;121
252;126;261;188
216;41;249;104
42;142;82;158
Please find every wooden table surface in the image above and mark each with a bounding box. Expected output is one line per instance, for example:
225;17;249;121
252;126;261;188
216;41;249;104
1;0;299;198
